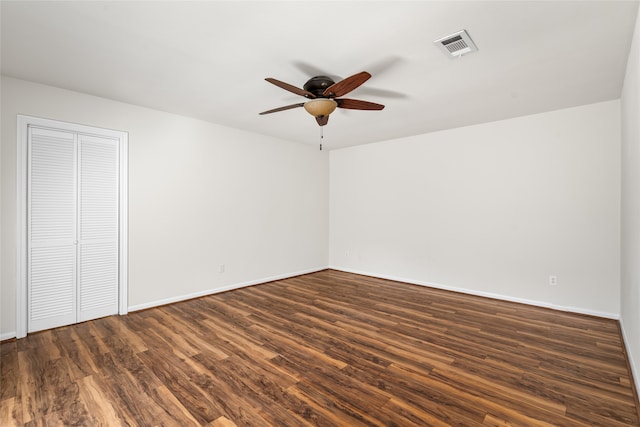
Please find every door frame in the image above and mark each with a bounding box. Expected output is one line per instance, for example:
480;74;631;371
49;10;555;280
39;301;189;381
16;115;129;338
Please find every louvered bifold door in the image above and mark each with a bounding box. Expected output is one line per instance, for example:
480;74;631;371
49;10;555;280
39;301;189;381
28;128;120;333
78;134;119;322
28;127;78;332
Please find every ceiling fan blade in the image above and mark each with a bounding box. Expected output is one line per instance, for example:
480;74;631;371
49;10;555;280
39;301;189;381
259;103;305;115
265;78;316;98
337;98;385;110
355;87;407;99
316;115;329;126
292;61;341;82
362;56;403;77
323;71;371;98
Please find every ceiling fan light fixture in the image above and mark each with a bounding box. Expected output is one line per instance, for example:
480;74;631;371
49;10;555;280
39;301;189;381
303;98;337;117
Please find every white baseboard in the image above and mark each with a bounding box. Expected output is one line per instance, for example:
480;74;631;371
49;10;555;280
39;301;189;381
5;266;622;344
1;331;17;341
128;266;329;312
328;266;620;320
2;267;328;340
619;319;640;403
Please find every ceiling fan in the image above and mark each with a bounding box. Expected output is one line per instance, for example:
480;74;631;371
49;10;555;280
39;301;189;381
259;71;385;126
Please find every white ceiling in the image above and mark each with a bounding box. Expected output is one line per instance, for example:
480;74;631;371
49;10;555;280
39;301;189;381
2;1;638;150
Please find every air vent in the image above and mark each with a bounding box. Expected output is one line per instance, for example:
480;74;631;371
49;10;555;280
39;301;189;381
434;30;478;58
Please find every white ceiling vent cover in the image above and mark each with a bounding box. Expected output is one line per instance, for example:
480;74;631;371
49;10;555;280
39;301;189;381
434;30;478;58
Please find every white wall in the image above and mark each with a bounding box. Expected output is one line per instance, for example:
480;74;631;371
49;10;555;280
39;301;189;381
621;6;640;399
330;101;621;317
1;76;329;338
0;73;628;347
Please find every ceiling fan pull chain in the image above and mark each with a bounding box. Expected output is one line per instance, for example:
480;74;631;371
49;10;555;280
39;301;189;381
320;126;323;151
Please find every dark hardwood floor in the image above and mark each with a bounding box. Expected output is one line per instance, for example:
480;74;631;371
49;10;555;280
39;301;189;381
1;269;639;426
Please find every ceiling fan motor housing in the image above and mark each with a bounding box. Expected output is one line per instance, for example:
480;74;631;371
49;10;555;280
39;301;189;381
303;76;336;98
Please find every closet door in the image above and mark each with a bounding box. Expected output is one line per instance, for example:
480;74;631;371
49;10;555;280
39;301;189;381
78;134;119;322
28;127;78;332
27;128;120;333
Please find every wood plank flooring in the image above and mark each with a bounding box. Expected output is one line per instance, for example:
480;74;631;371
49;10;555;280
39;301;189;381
1;269;639;426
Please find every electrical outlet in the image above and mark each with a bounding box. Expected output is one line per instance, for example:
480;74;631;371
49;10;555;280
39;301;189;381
549;275;557;286
219;264;225;273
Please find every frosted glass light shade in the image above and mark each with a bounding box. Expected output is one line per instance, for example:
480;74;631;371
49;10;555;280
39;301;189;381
303;98;337;117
